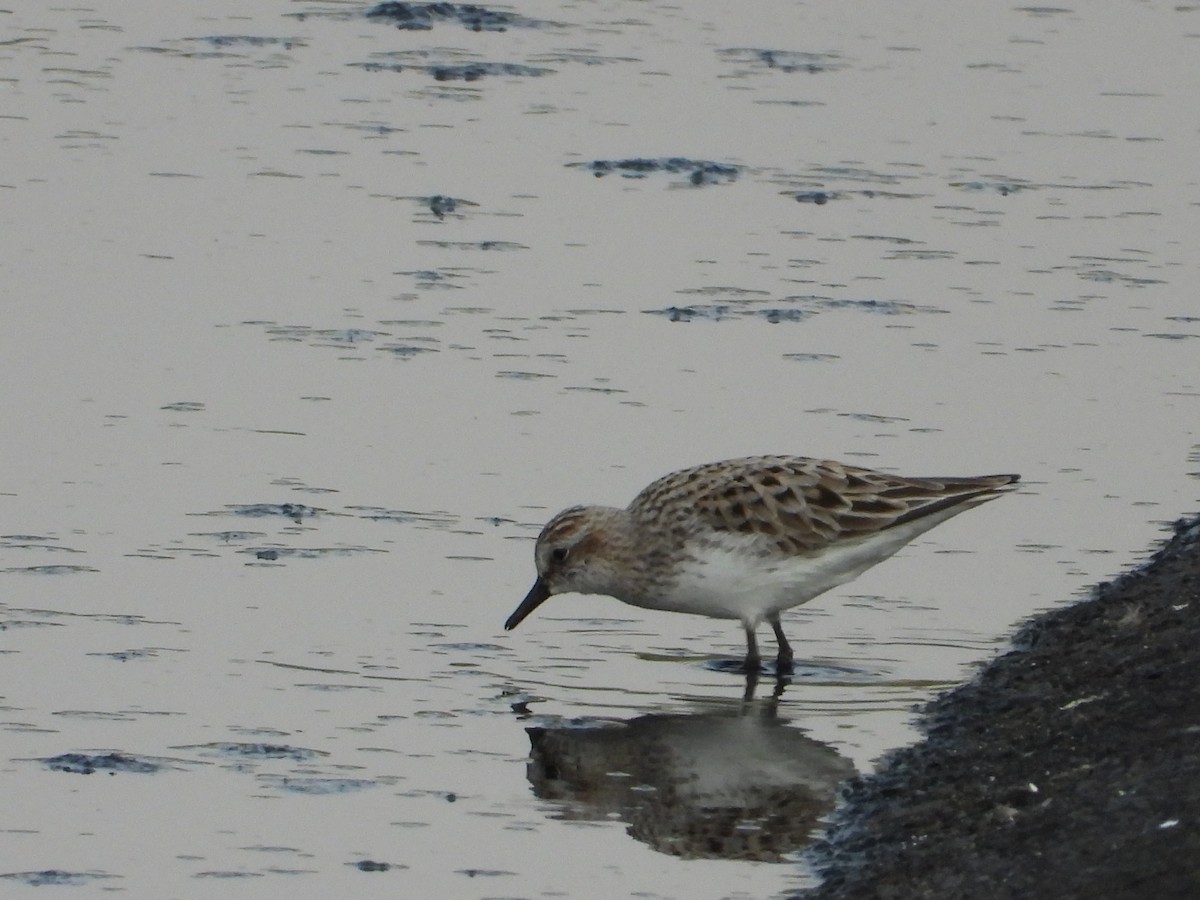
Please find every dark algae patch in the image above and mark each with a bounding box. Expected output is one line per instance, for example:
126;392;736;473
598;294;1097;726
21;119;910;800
803;514;1200;900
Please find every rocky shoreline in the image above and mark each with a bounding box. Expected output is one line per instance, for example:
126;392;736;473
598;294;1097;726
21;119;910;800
802;513;1200;900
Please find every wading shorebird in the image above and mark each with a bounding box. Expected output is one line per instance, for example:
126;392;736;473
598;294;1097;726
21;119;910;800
505;455;1019;675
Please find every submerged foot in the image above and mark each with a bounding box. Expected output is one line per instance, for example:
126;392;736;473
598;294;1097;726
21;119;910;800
740;650;763;676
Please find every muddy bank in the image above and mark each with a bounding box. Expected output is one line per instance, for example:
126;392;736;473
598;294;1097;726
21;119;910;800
803;514;1200;900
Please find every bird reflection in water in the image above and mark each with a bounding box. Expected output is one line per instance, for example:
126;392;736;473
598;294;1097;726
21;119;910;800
518;695;854;862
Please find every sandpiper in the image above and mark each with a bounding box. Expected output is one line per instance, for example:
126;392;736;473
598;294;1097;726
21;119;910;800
505;455;1019;675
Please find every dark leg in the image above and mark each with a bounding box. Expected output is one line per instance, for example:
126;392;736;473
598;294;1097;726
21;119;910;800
769;613;794;675
742;666;760;701
742;621;762;674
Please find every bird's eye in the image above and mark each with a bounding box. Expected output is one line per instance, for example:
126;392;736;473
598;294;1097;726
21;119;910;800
550;546;569;563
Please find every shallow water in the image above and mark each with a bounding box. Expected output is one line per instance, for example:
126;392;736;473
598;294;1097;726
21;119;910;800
2;1;1198;896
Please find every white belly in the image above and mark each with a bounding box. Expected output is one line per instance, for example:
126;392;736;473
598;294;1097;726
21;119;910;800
629;513;966;625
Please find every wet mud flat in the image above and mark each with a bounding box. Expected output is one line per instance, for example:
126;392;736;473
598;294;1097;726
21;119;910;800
804;513;1200;900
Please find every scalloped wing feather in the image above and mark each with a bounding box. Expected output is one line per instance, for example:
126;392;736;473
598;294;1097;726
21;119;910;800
628;455;1018;554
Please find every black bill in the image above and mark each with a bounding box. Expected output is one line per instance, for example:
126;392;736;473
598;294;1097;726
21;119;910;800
505;577;550;631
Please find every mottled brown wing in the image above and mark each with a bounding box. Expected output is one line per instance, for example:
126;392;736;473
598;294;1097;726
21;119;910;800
627;455;1018;553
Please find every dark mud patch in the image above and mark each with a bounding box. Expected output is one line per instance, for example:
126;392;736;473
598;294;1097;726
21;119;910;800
383;194;478;218
4;564;99;575
219;503;323;522
414;239;526;252
0;870;119;887
353;60;552;81
950;178;1033;196
191;530;269;544
647;304;811;324
570;157;741;186
132;35;305;63
794;190;839;204
185;36;305;52
644;290;945;324
42;752;166;775
256;775;377;795
87;647;179;662
803;514;1200;900
347;506;458;528
366;2;549;32
378;341;440;360
718;48;848;74
160;400;206;412
260;325;388;347
179;742;328;762
1;534;83;551
351;859;409;872
394;268;470;289
243;545;386;561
